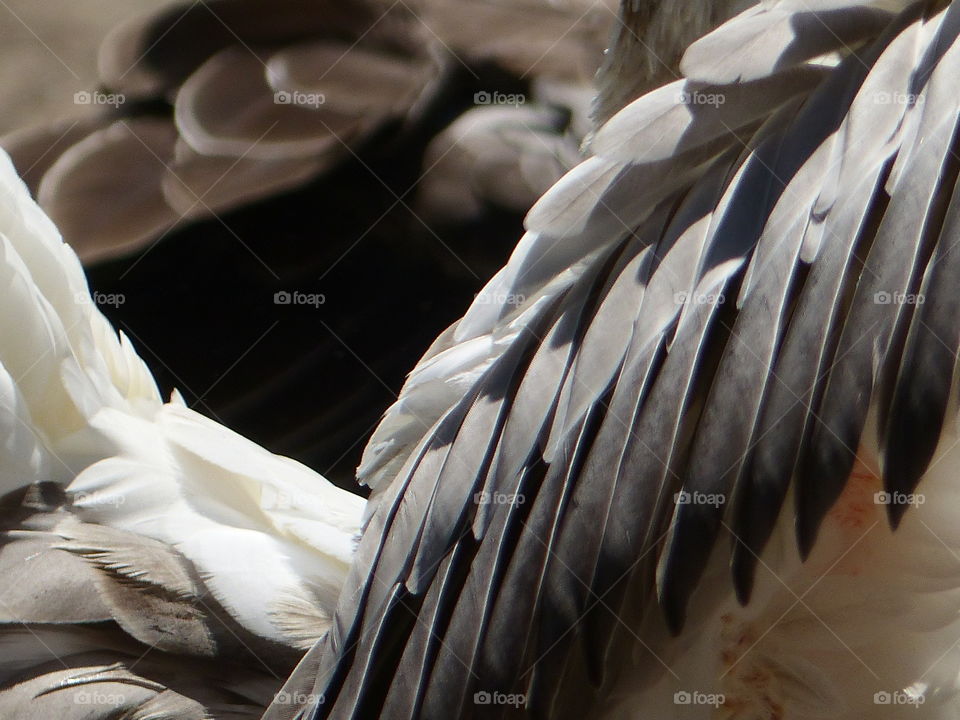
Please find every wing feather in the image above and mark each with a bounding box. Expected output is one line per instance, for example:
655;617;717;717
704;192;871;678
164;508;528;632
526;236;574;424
733;1;929;584
882;152;960;513
799;2;960;549
283;4;960;718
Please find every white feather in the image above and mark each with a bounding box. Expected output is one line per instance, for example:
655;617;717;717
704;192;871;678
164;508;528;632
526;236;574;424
0;149;365;648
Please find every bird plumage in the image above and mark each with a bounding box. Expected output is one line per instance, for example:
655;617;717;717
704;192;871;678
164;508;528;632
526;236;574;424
273;0;960;717
2;0;615;264
0;0;619;496
0;150;365;717
5;0;960;718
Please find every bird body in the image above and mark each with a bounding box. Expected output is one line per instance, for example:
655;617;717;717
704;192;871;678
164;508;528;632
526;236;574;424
5;0;960;718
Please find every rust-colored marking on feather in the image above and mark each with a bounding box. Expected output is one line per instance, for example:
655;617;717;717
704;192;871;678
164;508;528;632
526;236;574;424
825;454;882;535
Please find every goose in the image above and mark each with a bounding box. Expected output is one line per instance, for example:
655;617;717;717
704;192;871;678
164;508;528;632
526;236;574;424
258;0;960;718
0;148;366;716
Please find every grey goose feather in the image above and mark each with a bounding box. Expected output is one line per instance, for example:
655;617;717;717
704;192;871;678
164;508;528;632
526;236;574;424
266;1;960;718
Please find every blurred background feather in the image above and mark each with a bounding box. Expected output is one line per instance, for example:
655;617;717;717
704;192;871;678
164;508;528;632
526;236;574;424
0;0;615;490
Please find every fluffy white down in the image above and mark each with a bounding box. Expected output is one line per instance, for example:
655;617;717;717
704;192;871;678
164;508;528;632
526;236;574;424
0;150;365;647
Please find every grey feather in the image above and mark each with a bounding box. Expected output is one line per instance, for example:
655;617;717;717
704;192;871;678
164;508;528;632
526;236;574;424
680;1;902;85
286;3;960;718
0;485;298;719
35;118;180;263
735;1;928;579
799;30;960;548
98;0;371;98
882;152;960;520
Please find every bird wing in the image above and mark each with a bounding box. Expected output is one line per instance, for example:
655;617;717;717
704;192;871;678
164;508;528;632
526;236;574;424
0;148;365;717
270;1;960;717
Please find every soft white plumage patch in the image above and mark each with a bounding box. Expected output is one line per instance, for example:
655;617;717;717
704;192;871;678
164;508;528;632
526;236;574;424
0;148;365;650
